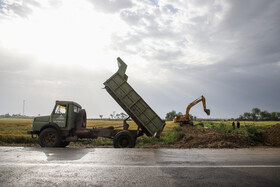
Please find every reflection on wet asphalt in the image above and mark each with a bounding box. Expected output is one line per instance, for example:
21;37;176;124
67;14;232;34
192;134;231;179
0;147;280;186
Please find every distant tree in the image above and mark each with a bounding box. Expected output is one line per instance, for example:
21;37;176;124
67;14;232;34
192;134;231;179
252;108;261;114
116;114;120;119
260;111;270;120
120;112;127;119
271;112;279;121
252;108;261;120
4;113;11;118
110;114;114;119
110;111;116;119
165;110;177;121
277;112;280;120
243;112;252;120
238;115;245;121
99;115;103;120
177;112;183;117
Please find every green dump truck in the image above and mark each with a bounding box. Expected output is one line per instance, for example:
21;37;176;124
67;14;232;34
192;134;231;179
28;57;165;148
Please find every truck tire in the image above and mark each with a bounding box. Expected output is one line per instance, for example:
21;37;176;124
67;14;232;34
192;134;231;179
113;131;135;148
39;128;62;147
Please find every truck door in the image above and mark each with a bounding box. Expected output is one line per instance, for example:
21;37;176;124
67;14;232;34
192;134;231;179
52;104;68;128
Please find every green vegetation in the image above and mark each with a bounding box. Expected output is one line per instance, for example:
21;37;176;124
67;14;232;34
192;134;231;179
0;118;278;146
136;126;185;146
195;121;273;142
165;110;181;121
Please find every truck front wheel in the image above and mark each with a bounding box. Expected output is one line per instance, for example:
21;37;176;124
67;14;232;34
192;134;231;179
113;131;135;148
39;128;62;147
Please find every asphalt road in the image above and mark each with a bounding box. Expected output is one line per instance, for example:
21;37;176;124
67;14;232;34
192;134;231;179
0;147;279;187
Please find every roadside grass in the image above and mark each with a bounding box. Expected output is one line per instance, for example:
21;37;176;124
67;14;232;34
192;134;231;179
0;118;278;146
69;126;185;147
69;121;182;146
136;126;185;146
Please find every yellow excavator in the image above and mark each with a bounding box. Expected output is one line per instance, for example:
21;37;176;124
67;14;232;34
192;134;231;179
173;95;210;126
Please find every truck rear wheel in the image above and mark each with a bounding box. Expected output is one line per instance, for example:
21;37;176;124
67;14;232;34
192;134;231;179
113;131;135;148
39;128;62;147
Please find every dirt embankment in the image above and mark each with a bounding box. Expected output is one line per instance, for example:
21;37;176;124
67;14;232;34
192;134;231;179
261;123;280;146
168;126;250;148
144;123;280;149
177;126;250;148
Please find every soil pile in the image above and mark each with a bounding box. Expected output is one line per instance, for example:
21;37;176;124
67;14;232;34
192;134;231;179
261;123;280;146
171;125;250;148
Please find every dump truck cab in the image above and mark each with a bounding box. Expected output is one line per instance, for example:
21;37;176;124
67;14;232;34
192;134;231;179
32;101;83;132
28;101;86;147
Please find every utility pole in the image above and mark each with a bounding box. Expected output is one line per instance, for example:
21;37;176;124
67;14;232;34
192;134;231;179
23;100;25;116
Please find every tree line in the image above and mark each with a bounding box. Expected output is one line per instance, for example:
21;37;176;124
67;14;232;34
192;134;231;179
238;108;280;121
165;108;280;121
0;113;32;118
103;111;128;120
165;110;195;121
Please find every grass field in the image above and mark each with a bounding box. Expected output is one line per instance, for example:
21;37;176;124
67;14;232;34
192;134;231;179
0;118;181;146
0;118;278;146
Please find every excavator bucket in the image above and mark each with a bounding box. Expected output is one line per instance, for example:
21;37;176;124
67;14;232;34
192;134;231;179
204;109;210;115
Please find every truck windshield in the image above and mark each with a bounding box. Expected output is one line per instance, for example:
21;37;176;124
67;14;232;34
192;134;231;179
55;104;67;114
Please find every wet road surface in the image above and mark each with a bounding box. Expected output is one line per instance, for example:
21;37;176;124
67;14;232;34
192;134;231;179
0;147;279;186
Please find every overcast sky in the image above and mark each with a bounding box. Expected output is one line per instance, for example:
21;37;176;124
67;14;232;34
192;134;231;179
0;0;279;119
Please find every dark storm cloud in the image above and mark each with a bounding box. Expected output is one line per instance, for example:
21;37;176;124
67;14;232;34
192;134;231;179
217;0;280;66
87;0;134;13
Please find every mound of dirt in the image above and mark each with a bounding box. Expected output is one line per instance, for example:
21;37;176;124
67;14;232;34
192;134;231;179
169;125;250;148
261;123;280;146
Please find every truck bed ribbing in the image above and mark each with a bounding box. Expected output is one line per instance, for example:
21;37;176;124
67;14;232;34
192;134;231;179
103;57;165;137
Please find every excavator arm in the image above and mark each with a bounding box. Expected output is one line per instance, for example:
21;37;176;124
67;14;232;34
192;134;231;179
185;96;210;119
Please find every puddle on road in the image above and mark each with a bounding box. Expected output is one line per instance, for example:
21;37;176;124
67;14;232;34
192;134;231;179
24;147;91;161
